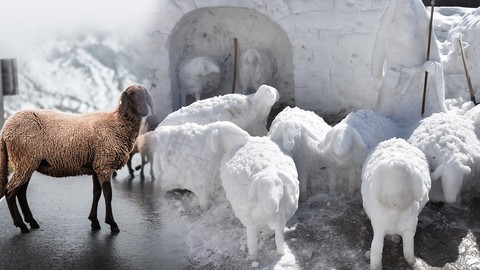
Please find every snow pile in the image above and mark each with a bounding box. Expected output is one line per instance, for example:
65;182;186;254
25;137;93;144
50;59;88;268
372;0;446;123
238;48;277;95
361;138;431;270
149;121;250;210
220;136;299;256
408;112;480;203
319;109;399;195
268;106;331;201
177;55;221;106
159;84;279;136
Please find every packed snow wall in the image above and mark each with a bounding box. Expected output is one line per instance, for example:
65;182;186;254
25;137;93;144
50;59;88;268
143;0;390;119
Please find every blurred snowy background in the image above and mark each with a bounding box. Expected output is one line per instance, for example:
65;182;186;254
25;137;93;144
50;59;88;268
0;0;157;114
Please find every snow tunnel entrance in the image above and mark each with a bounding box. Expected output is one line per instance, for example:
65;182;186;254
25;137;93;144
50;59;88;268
169;7;294;109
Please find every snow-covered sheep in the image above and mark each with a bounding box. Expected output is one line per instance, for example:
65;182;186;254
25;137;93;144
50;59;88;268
362;138;431;270
149;121;250;210
238;48;276;95
318;109;399;195
408;112;480;203
220;136;299;256
177;55;221;106
268;106;331;201
159;84;279;136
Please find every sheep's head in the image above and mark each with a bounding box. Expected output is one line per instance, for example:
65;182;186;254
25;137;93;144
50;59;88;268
373;161;424;209
118;85;153;118
252;85;279;108
208;122;250;154
319;124;367;166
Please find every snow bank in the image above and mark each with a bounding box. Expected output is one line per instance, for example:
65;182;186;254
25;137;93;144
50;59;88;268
408;112;480;203
362;138;431;270
268;107;331;201
220;136;299;256
159;85;279;136
149;121;250;209
319;109;399;195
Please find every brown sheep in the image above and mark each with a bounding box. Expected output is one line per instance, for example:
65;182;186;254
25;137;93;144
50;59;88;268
0;85;153;233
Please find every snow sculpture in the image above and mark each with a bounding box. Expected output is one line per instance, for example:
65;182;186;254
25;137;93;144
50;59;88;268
238;48;276;94
268;106;331;201
220;136;299;256
159;84;279;136
371;0;447;123
318;109;399;195
408;112;480;203
177;56;221;106
362;138;431;270
149;121;250;210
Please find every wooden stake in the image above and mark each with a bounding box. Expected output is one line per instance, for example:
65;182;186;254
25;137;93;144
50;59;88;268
231;38;238;94
458;37;477;105
421;0;435;115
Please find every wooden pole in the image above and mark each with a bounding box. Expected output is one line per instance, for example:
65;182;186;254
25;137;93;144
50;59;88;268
231;37;238;94
458;38;477;105
421;0;435;115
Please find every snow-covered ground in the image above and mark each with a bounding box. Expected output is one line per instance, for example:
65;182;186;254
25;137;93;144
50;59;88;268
2;1;480;269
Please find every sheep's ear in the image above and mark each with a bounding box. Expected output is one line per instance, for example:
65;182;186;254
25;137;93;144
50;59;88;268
208;129;220;153
119;90;129;117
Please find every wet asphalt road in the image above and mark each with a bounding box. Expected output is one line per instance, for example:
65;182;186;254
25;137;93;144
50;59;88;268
0;169;188;270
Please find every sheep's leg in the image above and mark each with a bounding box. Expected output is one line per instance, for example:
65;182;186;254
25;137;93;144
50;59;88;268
5;186;29;233
127;153;135;179
402;231;416;265
299;171;308;202
275;228;286;255
149;152;155;180
327;168;337;195
17;180;39;229
370;231;384;270
88;175;102;230
246;226;258;256
102;180;119;233
140;152;146;181
347;168;357;196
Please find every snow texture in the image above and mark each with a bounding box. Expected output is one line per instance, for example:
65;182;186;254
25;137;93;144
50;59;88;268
372;0;447;123
159;84;279;136
361;138;431;270
149;121;250;210
176;55;221;106
238;48;277;95
408;112;480;203
220;136;299;256
319;109;399;196
268;106;331;201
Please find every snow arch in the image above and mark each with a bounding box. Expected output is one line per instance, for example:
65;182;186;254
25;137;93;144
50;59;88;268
168;7;294;109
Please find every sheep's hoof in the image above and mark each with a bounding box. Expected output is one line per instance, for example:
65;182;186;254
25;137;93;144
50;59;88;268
29;220;40;229
18;224;30;233
110;226;120;233
89;217;101;230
